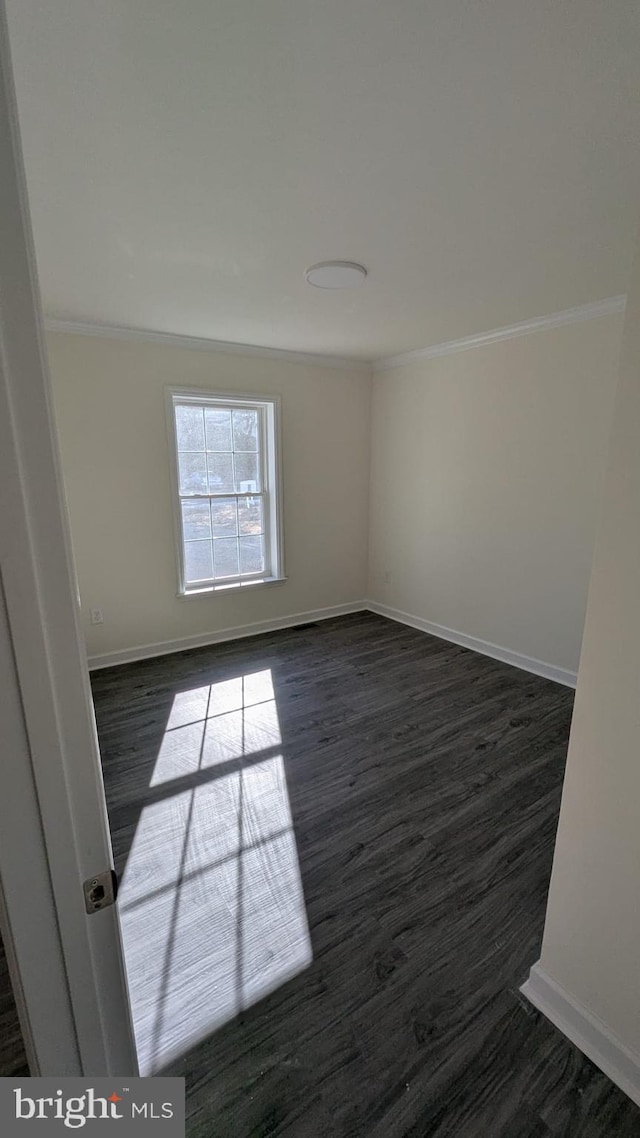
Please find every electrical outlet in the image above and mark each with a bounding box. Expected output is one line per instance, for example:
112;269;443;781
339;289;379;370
90;608;104;625
383;571;391;586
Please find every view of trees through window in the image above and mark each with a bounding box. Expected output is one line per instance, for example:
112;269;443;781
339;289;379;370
174;403;267;586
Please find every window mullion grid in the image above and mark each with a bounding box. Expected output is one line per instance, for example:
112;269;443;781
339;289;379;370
178;490;266;585
173;395;274;591
180;491;262;500
258;408;271;577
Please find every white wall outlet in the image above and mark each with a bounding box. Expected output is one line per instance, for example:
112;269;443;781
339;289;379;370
383;571;391;586
90;608;104;625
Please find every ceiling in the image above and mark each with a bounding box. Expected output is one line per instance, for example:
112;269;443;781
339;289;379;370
6;0;640;362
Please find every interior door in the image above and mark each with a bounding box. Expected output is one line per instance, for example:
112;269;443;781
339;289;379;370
0;2;137;1076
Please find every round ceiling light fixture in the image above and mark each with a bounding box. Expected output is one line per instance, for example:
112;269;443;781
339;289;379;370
304;261;368;289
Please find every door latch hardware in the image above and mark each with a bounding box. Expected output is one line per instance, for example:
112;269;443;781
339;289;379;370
83;869;118;914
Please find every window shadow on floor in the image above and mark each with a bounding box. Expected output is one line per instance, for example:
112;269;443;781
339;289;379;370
91;614;640;1138
94;658;313;1074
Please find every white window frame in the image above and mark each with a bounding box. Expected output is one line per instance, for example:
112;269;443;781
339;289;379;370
166;387;285;596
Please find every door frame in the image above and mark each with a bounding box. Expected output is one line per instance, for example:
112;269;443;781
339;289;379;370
0;3;137;1076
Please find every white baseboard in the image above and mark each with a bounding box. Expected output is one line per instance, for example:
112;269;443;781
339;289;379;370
521;963;640;1108
365;601;577;688
88;600;579;686
87;602;368;669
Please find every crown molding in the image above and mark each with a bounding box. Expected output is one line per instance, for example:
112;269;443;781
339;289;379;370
44;293;627;376
372;295;627;373
43;317;371;374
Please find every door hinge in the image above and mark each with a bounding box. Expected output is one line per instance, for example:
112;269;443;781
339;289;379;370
83;869;118;914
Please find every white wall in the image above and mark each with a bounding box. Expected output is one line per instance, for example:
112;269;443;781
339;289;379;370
49;310;624;672
368;313;624;674
534;237;640;1061
46;332;371;660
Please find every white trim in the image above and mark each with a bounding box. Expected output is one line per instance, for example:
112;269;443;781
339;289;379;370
521;963;640;1108
43;298;627;377
372;295;627;372
166;387;284;595
88;602;368;669
179;575;287;598
0;577;71;1076
365;601;577;687
0;1;137;1076
44;317;370;374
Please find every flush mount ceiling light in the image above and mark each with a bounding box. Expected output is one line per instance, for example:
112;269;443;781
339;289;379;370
304;261;368;289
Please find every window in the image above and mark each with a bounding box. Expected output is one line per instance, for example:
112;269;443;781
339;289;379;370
168;389;283;594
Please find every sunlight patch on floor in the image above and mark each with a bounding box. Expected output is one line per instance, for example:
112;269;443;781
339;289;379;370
118;671;312;1075
151;671;281;785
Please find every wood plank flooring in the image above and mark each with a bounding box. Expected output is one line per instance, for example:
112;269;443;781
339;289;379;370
0;932;29;1077
91;611;640;1137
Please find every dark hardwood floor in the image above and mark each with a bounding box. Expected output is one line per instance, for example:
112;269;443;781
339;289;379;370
91;611;640;1137
0;931;29;1077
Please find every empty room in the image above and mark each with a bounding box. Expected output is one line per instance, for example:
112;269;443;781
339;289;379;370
1;1;640;1135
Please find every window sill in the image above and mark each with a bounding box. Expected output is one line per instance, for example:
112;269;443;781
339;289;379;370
178;576;287;599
